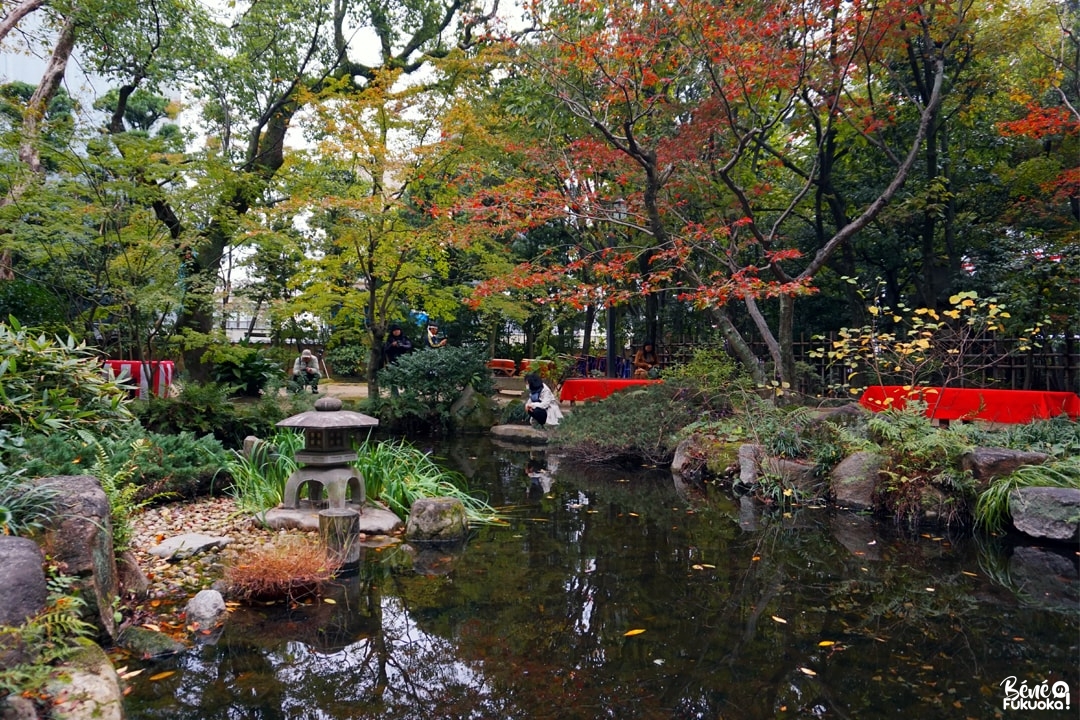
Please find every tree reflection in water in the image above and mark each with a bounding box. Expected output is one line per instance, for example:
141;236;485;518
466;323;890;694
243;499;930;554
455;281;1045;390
125;437;1079;720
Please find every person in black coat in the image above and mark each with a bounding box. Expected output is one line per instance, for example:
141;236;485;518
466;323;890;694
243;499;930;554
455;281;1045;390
382;324;414;366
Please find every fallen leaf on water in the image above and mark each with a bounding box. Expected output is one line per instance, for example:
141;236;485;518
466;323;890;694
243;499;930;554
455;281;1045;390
692;564;704;570
1013;637;1025;642
771;616;788;624
628;512;640;517
148;671;175;682
818;641;836;647
323;598;336;604
752;555;760;561
961;571;977;577
653;658;665;665
798;667;817;676
624;628;647;637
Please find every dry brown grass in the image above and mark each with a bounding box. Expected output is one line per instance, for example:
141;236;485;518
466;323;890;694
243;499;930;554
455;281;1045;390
223;537;341;603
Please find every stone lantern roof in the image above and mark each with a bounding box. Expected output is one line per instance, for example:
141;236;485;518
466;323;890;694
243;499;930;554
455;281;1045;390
276;396;379;466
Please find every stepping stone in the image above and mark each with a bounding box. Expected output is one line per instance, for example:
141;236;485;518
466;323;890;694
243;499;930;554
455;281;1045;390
149;533;231;560
490;424;550;445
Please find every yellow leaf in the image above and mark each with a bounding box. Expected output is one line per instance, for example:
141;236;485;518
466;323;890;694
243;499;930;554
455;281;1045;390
818;641;836;647
868;306;879;315
624;628;646;637
771;615;788;624
799;667;817;676
149;671;175;682
323;598;336;604
692;564;704;570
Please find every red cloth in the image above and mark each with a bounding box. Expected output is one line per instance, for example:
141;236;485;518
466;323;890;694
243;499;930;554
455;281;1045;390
104;360;175;399
559;378;662;402
859;385;1080;424
486;359;517;376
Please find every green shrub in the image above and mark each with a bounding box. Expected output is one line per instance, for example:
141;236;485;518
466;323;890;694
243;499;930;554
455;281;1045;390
373;346;494;434
134;381;284;449
866;406;977;526
662;347;754;411
204;343;284;397
324;344;367;378
0;281;66;332
554;382;707;466
0;318;133;434
12;427;229;501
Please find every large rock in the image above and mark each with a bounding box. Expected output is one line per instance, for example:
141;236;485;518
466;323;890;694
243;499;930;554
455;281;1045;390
0;537;47;668
490;425;550;445
830;451;886;511
1010;487;1080;542
761;456;820;494
185;589;227;631
37;476;119;640
115;626;186;659
47;643;124;720
406;498;468;543
961;447;1048;484
671;434;709;480
0;537;47;627
450;386;498;433
1008;546;1079;609
737;444;763;485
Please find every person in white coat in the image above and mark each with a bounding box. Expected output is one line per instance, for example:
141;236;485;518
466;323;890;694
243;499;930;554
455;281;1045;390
524;373;563;427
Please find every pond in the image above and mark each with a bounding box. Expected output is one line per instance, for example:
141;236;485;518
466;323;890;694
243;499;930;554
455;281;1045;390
124;436;1079;719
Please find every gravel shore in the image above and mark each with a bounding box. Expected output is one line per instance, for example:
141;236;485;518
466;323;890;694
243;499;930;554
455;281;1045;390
130;496;315;601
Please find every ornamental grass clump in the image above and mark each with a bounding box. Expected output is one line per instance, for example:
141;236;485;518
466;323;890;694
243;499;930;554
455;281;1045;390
223;430;304;517
353;438;503;525
222;537;340;603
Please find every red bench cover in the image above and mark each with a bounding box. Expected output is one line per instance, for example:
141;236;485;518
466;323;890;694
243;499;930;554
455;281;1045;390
859;385;1080;424
559;378;662;402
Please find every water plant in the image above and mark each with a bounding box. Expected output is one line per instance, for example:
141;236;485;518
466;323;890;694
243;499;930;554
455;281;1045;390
974;456;1080;533
222;430;304;517
352;438;502;524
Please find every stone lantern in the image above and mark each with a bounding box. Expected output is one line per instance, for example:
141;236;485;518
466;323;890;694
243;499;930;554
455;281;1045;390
276;397;379;511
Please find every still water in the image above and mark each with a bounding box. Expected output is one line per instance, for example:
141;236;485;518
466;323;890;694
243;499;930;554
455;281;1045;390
125;436;1079;719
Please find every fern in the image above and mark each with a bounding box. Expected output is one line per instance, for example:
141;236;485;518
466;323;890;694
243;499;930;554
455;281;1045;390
0;572;94;698
86;435;163;553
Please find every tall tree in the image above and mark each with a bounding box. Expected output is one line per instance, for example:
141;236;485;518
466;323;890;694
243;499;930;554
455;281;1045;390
464;0;970;390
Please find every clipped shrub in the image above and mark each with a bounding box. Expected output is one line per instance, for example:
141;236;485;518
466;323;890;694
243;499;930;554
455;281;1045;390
373;345;494;433
205;343;284;397
134;381;285;449
661;347;754;412
324;344;367;378
554;382;707;466
12;427;229;502
222;537;340;603
0;318;133;435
